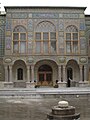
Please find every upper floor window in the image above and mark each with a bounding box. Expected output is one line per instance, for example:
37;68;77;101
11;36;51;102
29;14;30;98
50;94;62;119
13;26;27;53
65;25;79;54
35;21;57;54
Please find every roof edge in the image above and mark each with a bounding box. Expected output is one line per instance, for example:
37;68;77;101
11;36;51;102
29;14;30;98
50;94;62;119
4;6;87;10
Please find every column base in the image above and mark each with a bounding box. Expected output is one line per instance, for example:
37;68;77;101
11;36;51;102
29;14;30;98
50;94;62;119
58;81;67;87
79;81;89;87
4;82;13;88
26;82;35;88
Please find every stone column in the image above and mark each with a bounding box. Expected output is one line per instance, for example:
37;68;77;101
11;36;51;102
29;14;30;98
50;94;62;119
63;65;66;82
31;65;34;82
84;65;87;81
58;66;61;81
9;66;12;82
27;66;30;82
5;66;8;82
80;65;83;81
4;65;13;88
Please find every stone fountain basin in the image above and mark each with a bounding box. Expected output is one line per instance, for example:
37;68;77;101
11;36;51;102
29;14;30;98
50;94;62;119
47;113;80;120
52;106;75;115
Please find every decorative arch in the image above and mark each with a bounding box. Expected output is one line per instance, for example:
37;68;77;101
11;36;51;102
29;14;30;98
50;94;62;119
13;25;27;53
66;59;79;87
35;59;58;86
66;25;78;32
12;60;27;82
35;21;57;54
13;25;26;32
65;25;79;54
36;21;56;32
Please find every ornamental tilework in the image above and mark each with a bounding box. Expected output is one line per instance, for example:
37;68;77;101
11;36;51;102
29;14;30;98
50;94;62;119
80;23;85;30
12;13;27;19
6;37;11;49
6;31;11;36
80;31;85;36
28;14;32;18
79;14;85;18
28;19;33;31
80;37;86;49
13;19;27;28
28;32;33;41
6;14;12;19
6;20;12;30
59;20;64;31
32;13;59;18
63;14;79;18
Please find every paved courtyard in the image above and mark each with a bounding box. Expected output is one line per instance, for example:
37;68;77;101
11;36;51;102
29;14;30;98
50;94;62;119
0;87;90;120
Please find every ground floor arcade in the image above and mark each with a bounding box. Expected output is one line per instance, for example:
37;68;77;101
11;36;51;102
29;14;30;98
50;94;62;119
3;59;89;88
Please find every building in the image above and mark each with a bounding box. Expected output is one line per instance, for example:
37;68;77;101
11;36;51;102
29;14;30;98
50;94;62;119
0;6;90;88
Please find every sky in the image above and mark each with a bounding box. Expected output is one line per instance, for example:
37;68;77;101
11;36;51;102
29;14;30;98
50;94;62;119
0;0;90;14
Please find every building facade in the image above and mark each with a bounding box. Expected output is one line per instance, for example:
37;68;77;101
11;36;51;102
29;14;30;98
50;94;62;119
0;6;90;88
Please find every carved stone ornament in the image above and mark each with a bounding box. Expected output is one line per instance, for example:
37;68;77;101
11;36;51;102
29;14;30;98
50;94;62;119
59;57;66;63
4;58;12;63
27;58;34;63
79;57;87;63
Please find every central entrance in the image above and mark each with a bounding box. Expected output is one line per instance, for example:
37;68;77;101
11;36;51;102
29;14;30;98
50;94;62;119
38;64;52;86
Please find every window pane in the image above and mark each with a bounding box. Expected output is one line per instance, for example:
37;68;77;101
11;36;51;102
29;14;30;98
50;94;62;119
50;32;56;39
43;42;48;53
20;33;26;40
73;33;78;40
13;33;19;40
36;42;41;53
13;41;19;53
20;42;26;53
66;42;71;53
66;33;71;40
51;41;56;52
73;41;78;53
35;33;41;40
43;32;49;40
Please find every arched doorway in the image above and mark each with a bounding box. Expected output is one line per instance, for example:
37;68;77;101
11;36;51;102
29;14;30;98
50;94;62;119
38;64;52;86
12;60;27;88
67;67;73;87
66;59;79;87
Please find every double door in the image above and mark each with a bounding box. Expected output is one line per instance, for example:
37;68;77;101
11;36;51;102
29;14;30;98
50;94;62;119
38;72;52;86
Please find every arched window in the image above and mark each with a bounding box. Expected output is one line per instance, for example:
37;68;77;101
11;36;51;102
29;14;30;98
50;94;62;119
17;68;23;80
35;21;56;54
65;25;79;54
13;25;27;53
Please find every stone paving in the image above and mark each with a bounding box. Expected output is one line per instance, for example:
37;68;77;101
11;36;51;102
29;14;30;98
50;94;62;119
0;87;90;120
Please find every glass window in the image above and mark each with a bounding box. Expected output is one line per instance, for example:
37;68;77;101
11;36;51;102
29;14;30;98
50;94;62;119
13;41;19;53
73;33;78;40
20;42;26;53
35;33;41;40
13;26;27;54
36;42;41;53
13;33;19;40
66;25;78;54
73;41;78;53
51;41;56;52
43;32;49;40
66;33;71;41
20;33;26;40
66;42;71;53
43;42;48;53
50;32;56;39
